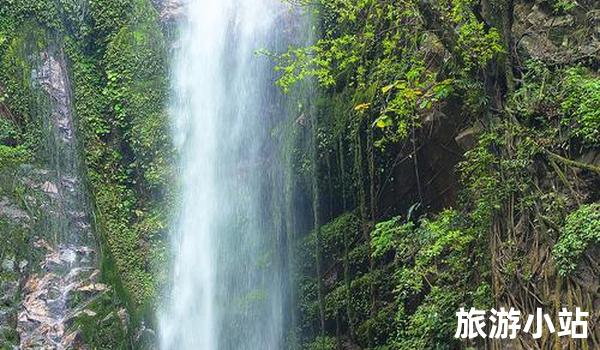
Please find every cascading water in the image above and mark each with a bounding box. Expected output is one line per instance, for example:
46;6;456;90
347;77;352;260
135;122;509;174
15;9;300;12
160;1;295;349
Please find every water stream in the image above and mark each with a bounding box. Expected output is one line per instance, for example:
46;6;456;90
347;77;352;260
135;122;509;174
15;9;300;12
159;1;291;349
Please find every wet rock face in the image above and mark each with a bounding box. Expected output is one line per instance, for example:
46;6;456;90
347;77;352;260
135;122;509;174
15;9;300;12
0;197;30;222
38;52;73;143
513;0;600;65
18;240;105;349
152;0;186;23
0;42;112;349
13;48;103;350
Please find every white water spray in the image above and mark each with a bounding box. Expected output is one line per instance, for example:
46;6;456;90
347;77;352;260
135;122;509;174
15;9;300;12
159;1;289;349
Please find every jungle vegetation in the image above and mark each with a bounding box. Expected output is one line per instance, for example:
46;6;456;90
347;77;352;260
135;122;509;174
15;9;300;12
0;0;598;349
275;0;599;349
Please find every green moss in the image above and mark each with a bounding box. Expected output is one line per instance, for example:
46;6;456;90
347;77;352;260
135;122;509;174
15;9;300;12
64;0;173;318
0;118;19;146
549;0;577;13
305;336;337;350
92;0;171;309
89;0;133;42
0;22;49;160
315;213;359;256
0;186;30;349
104;0;172;191
0;144;30;170
0;0;172;345
0;0;61;31
0;26;36;123
72;292;128;350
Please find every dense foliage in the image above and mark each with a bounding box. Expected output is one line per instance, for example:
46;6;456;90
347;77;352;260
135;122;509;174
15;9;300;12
278;0;599;349
0;0;597;349
0;0;172;347
553;203;600;276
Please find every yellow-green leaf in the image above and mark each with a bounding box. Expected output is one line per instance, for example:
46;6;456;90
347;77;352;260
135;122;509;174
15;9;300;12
374;115;392;129
354;103;371;112
382;84;395;93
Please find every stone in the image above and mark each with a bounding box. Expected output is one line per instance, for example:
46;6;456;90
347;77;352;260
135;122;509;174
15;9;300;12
76;283;108;293
82;309;97;317
61;330;80;348
0;197;30;222
1;257;15;272
38;52;67;103
514;1;600;64
0;280;18;303
89;269;101;283
41;181;58;194
118;308;129;330
455;123;482;151
59;248;77;264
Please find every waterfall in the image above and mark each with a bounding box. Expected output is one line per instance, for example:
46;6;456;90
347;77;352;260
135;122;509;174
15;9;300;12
159;1;292;349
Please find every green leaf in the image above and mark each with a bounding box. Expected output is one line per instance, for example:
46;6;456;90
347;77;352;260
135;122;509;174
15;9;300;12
382;83;395;93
